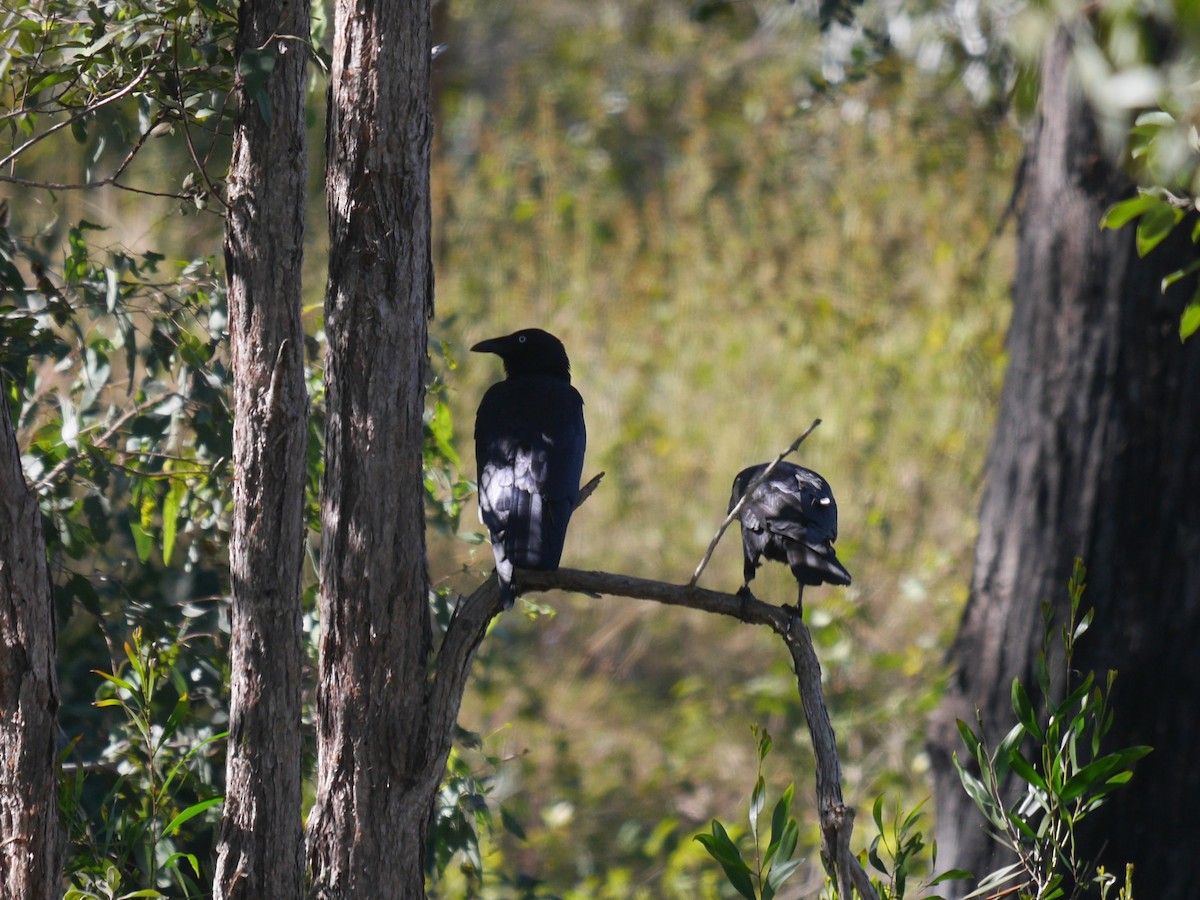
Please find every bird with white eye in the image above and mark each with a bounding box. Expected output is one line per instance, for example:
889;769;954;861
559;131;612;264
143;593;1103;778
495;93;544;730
729;461;851;614
472;329;587;608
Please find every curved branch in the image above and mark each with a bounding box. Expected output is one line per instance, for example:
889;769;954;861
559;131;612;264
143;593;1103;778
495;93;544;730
430;565;879;899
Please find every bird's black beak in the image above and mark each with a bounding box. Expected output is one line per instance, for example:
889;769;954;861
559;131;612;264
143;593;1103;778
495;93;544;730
471;336;506;355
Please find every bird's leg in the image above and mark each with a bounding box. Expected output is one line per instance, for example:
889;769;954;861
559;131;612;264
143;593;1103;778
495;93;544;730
794;584;805;619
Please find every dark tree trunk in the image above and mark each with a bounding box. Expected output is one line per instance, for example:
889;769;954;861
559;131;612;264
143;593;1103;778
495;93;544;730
303;0;437;894
928;28;1200;898
212;0;310;894
0;391;62;899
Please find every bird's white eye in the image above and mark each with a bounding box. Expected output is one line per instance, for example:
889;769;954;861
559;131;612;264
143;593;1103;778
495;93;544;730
518;335;527;343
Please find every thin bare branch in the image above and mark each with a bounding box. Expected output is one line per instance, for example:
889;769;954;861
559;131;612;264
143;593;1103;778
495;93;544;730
0;66;152;171
172;21;229;209
0;171;192;199
689;417;822;586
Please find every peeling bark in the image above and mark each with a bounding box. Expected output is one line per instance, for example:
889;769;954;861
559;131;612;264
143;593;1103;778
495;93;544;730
0;390;62;899
304;0;435;894
212;0;310;893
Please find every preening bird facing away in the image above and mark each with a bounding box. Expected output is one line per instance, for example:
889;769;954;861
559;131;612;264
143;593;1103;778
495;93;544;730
473;329;587;608
729;461;851;607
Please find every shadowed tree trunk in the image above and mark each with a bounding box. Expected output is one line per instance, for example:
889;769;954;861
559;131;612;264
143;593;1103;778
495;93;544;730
212;0;310;893
302;0;437;894
928;27;1200;898
0;391;62;899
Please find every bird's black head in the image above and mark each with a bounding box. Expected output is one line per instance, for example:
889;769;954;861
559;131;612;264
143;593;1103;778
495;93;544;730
471;328;572;381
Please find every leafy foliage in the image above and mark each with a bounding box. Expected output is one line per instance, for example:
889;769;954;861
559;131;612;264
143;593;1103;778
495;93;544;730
866;798;967;900
1064;0;1200;340
1101;191;1200;340
694;727;804;900
952;561;1151;900
0;0;242;202
5;0;1175;895
426;725;533;895
62;628;226;899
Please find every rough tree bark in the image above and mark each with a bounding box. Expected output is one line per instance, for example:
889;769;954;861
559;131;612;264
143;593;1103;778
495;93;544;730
303;0;436;894
928;27;1200;898
0;390;62;898
212;0;310;893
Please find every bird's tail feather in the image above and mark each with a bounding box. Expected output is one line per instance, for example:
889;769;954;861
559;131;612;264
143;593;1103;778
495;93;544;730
788;543;852;587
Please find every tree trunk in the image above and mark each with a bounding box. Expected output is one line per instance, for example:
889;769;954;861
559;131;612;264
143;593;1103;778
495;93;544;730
212;0;310;894
0;391;62;899
304;0;436;894
928;27;1200;898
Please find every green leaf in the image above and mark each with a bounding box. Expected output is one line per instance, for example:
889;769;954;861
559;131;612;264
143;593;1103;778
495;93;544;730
766;856;804;892
500;805;527;840
1011;679;1043;741
1060;746;1152;803
1161;259;1200;292
900;798;927;836
1180;298;1200;341
158;690;190;749
1100;193;1158;230
930;868;973;885
1007;749;1048;793
767;783;793;855
162;851;201;878
238;45;277;125
952;754;1004;829
695;822;757;900
66;572;103;618
756;725;772;762
1133;110;1175;128
162;796;223;837
129;520;154;563
775;819;798;868
868;834;889;876
966;861;1024;898
1136;201;1184;257
93;670;136;694
955;718;982;757
749;775;765;843
28;70;74;94
238;45;277;84
1071;610;1094;646
995;722;1026;782
161;476;185;565
1005;808;1037;842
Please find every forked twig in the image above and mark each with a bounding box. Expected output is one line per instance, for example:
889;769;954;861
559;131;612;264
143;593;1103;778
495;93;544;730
688;418;822;587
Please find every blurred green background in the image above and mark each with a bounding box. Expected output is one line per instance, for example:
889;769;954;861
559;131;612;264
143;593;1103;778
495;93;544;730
4;0;1025;894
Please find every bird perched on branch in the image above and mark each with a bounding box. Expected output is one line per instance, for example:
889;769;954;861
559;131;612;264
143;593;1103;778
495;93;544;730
473;328;586;608
729;462;851;609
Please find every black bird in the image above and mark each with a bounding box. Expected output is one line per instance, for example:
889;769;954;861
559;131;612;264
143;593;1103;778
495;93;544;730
729;462;851;607
473;329;586;607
